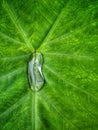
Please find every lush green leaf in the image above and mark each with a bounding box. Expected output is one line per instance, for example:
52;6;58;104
0;0;98;129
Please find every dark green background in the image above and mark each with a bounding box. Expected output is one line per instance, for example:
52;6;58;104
0;0;98;129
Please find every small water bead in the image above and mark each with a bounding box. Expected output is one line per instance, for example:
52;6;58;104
28;52;44;91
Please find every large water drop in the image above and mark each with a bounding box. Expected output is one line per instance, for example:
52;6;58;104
28;52;44;91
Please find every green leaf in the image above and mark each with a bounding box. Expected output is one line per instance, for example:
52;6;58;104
0;0;98;130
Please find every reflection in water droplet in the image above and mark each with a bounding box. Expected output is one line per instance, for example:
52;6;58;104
28;52;44;91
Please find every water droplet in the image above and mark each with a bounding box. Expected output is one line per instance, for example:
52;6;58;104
28;52;44;91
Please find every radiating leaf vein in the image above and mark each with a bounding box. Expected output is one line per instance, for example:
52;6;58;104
44;64;98;100
3;0;34;51
0;66;25;81
0;93;29;118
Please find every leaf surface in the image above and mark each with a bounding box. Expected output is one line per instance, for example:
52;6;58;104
0;0;98;130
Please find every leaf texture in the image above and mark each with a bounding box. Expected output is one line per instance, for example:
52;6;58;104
0;0;98;130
